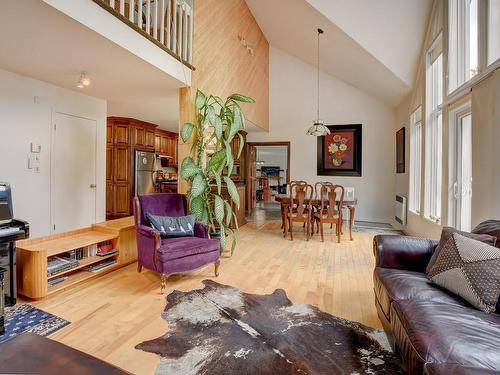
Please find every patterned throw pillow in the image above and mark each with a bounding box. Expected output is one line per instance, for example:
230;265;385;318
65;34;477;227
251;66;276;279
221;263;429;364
426;227;497;274
427;233;500;313
147;213;195;238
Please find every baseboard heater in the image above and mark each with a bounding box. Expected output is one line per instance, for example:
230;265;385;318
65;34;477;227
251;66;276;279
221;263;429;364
395;195;407;225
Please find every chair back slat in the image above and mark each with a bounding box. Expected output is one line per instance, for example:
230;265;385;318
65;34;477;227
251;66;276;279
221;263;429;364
320;184;344;218
314;181;330;199
288;182;313;215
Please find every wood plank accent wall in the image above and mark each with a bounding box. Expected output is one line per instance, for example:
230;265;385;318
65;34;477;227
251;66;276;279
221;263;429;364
178;0;269;193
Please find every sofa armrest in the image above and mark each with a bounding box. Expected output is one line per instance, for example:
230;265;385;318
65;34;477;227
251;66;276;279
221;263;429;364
136;225;161;251
194;221;209;239
373;235;438;272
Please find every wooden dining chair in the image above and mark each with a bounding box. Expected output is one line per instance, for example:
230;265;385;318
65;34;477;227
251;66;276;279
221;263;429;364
286;182;313;241
281;180;307;235
313;184;344;243
314;181;330;199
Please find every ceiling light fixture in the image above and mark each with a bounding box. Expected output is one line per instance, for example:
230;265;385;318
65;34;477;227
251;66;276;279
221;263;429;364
77;72;90;88
306;28;330;137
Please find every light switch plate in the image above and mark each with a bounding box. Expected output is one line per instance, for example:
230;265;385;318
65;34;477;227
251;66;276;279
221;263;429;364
30;142;41;153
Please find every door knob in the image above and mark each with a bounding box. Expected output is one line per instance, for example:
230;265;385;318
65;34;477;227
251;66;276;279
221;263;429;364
90;184;97;188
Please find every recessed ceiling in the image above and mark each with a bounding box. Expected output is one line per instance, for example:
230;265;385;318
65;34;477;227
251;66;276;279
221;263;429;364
245;0;432;107
0;0;184;131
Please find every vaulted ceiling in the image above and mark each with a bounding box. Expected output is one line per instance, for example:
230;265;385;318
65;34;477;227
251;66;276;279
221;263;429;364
245;0;432;107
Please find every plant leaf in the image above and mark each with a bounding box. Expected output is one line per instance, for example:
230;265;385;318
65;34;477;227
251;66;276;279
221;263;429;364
214;96;225;108
195;90;206;109
207;105;217;126
223;176;240;209
214;195;225;226
190;173;207;197
224;201;233;226
180;157;200;180
227;227;237;256
237;132;245;159
229;105;243;140
180;122;194;142
224;139;234;176
213;115;223;140
190;196;206;222
232;212;239;229
208;149;227;174
219;225;226;251
215;173;222;195
229;93;255;103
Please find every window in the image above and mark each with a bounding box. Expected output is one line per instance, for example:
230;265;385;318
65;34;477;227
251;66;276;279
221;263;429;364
448;0;479;93
409;107;423;214
488;0;500;65
424;37;443;224
449;105;473;231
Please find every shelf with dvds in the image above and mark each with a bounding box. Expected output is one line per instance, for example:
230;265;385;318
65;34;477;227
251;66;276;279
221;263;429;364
16;216;137;299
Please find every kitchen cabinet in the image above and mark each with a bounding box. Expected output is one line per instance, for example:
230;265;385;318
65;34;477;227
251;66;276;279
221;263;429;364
154;129;178;166
106;117;178;219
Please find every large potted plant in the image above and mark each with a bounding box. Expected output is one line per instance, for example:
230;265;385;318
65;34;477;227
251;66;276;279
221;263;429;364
180;89;254;255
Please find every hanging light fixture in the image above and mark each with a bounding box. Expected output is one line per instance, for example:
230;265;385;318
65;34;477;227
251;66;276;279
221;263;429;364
306;28;330;136
76;71;91;89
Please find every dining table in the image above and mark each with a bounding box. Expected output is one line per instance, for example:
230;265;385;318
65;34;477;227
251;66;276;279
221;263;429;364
275;194;358;241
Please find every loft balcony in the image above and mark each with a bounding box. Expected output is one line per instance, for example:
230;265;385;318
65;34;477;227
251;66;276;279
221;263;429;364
92;0;194;69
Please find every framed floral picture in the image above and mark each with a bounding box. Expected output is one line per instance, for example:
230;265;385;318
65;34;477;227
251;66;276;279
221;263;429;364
317;124;362;176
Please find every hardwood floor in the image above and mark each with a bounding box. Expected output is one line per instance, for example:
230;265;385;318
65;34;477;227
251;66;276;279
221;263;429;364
28;220;381;375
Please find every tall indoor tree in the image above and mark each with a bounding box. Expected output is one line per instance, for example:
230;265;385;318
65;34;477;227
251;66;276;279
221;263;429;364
180;90;254;255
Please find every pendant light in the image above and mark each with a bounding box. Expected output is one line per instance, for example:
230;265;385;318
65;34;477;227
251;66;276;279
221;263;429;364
306;28;330;136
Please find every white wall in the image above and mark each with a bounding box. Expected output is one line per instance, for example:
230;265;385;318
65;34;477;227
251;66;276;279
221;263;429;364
248;47;396;223
0;69;106;238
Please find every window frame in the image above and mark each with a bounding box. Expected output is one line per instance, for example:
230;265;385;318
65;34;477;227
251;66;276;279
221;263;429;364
424;35;444;225
409;106;423;215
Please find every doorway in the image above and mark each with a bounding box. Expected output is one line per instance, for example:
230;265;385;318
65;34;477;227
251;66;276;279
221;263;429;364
51;112;97;233
449;103;473;231
246;142;290;222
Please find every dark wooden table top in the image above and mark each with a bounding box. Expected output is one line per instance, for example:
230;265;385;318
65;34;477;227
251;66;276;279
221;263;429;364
0;333;131;375
275;194;357;207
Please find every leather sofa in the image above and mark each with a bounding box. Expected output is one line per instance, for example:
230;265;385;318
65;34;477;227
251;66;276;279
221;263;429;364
373;220;500;374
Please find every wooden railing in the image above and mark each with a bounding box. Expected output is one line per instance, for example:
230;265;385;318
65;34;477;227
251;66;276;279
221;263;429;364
93;0;194;69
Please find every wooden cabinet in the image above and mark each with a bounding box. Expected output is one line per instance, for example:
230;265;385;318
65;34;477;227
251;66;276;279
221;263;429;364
145;129;156;149
114;123;129;145
106;117;178;219
154;129;178;165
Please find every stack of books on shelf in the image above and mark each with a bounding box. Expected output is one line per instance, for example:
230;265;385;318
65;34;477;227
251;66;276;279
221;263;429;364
48;276;68;287
84;258;117;273
96;240;117;257
47;256;79;277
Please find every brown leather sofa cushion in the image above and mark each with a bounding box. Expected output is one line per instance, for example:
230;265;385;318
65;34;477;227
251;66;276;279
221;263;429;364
391;300;500;374
374;267;467;320
424;363;500;375
473;220;500;248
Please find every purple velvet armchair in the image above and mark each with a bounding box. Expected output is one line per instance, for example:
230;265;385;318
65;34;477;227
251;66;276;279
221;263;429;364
133;193;220;292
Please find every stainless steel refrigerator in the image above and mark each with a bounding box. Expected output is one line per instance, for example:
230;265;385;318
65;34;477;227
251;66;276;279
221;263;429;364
135;151;156;196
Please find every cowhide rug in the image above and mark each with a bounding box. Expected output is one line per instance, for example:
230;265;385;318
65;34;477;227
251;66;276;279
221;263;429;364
136;280;401;375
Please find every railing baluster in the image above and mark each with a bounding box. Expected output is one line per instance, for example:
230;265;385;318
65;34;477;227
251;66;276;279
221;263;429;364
177;2;183;57
153;0;158;40
146;0;151;36
160;0;165;45
119;0;125;16
166;0;171;49
129;0;135;22
172;0;177;54
188;5;193;63
138;0;143;29
182;4;188;60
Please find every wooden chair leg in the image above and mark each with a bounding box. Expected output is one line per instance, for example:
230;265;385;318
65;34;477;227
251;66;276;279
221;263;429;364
320;220;324;242
289;219;294;241
306;219;310;241
214;260;220;277
137;263;142;273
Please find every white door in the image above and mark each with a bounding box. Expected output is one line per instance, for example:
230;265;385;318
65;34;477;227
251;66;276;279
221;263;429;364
450;107;472;231
51;112;97;233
